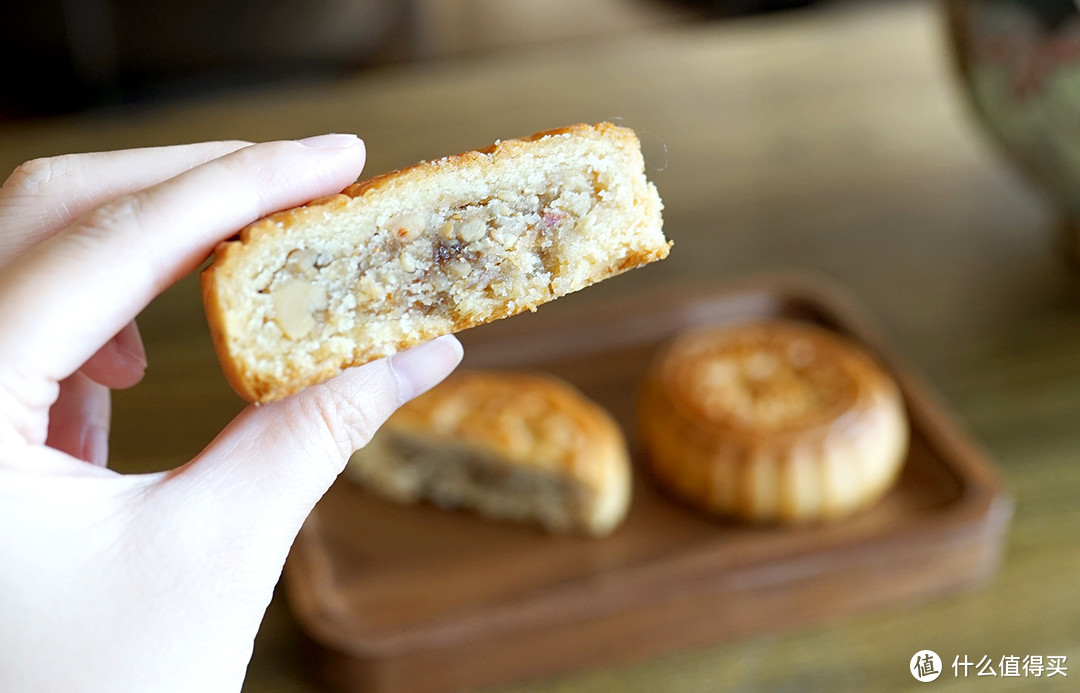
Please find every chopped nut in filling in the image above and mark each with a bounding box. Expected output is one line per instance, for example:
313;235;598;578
348;431;590;533
263;172;611;350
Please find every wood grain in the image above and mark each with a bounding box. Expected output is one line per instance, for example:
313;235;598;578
285;280;1010;693
1;1;1078;691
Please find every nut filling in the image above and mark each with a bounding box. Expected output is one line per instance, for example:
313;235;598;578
261;171;614;361
203;122;670;403
349;431;591;533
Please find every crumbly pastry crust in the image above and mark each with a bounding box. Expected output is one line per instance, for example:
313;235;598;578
346;371;631;535
639;320;909;524
202;123;669;402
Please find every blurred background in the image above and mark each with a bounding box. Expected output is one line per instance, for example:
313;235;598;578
3;0;1080;691
0;0;823;118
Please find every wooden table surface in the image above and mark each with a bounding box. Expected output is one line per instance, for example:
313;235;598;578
3;1;1078;690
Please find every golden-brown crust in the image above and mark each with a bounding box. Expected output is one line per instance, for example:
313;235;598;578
638;321;909;524
387;370;627;494
199;258;255;401
209;123;648;257
360;370;633;535
201;122;668;403
338;123;642;200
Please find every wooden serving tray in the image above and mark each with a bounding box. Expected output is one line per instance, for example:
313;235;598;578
283;277;1012;693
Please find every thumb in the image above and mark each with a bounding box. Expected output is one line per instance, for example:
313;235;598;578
86;337;461;691
161;335;462;543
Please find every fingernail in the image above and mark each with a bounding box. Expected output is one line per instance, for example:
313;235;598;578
298;133;363;148
388;336;464;403
115;320;147;369
82;425;109;467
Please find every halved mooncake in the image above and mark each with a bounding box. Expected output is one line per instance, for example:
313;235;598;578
347;370;631;536
202;123;668;402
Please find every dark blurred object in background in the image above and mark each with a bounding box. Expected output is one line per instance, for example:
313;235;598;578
0;0;407;117
0;0;834;119
945;0;1080;267
667;0;819;15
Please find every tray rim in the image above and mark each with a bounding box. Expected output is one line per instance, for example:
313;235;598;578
284;273;1013;657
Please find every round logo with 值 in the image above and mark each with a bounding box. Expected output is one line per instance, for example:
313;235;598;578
910;650;942;682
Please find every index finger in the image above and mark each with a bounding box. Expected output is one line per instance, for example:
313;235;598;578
0;140;252;261
0;134;366;390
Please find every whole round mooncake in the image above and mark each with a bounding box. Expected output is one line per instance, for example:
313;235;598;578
638;320;908;524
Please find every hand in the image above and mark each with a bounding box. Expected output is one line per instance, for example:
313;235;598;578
0;135;462;692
